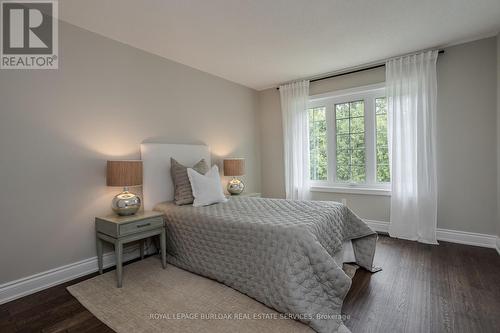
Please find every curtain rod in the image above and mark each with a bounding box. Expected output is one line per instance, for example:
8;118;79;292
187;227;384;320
276;50;444;90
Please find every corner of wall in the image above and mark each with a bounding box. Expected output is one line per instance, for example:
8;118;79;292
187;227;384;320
497;33;500;238
256;88;286;198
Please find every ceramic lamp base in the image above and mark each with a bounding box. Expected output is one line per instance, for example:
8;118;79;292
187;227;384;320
227;177;245;195
112;188;141;216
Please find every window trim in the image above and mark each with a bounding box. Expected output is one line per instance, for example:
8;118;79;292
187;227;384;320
308;83;390;194
310;185;391;196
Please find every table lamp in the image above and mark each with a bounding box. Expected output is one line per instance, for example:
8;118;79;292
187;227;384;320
223;158;245;195
107;160;143;215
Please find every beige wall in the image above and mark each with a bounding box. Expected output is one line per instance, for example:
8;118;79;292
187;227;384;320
258;37;498;235
0;22;260;284
436;37;497;234
309;67;386;96
497;34;500;238
258;88;286;199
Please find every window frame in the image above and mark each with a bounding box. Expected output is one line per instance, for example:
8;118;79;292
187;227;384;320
308;83;391;195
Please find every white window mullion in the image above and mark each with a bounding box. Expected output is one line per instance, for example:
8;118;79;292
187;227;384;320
326;102;336;184
364;96;376;185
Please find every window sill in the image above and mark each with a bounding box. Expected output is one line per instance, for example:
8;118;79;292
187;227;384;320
310;185;391;196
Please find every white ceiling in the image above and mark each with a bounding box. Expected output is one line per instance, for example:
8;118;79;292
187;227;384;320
60;0;500;90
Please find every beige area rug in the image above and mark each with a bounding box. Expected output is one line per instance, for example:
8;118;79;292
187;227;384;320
68;256;358;333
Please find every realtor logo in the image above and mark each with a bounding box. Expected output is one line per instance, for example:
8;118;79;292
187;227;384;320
1;0;58;69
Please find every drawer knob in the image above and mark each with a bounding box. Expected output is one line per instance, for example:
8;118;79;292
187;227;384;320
136;223;151;228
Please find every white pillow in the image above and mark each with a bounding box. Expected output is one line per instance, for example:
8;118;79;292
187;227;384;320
187;165;228;207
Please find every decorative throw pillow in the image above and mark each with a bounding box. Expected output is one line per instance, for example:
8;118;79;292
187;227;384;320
187;165;228;207
170;158;209;205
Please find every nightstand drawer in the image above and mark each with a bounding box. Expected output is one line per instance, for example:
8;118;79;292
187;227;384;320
119;216;164;236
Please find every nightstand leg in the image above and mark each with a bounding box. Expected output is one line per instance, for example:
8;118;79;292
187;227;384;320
140;240;145;259
115;240;123;288
160;229;166;269
96;235;103;274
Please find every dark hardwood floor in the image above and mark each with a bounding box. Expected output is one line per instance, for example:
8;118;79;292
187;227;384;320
343;236;500;332
1;235;499;333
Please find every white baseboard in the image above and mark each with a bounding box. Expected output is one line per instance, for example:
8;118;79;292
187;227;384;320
0;243;154;305
436;228;498;248
496;237;500;256
364;219;390;233
364;219;498;249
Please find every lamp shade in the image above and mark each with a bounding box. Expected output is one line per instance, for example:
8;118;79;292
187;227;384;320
106;160;143;187
223;158;245;176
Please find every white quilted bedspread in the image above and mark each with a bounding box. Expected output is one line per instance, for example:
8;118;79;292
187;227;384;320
155;197;378;333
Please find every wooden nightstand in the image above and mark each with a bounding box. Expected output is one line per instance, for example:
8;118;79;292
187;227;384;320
95;211;166;288
238;192;262;197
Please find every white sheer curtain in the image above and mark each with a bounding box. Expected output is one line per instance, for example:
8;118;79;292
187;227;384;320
386;50;438;244
280;80;310;200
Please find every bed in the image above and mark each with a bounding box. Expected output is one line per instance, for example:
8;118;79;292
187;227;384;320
140;143;379;333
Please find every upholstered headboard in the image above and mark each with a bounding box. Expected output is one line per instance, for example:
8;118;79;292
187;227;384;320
140;143;211;210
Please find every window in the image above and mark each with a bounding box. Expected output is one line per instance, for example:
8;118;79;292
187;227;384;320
335;101;365;183
308;84;390;192
309;107;327;180
375;98;390;183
